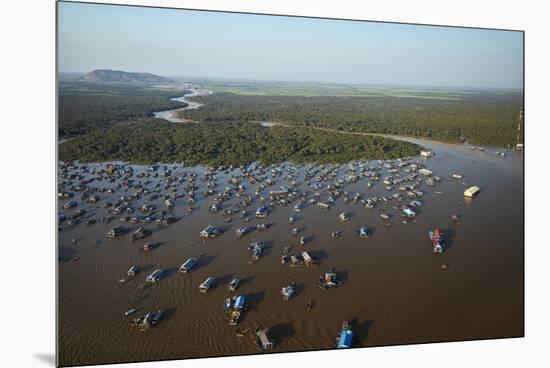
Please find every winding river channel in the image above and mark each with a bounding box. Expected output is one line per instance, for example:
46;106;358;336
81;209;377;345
153;88;212;123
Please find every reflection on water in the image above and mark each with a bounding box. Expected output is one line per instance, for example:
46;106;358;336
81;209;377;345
58;140;523;366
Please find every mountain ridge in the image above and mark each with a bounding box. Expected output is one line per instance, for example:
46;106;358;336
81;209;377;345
80;69;175;84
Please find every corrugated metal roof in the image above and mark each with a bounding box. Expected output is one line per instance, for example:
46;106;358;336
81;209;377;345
235;296;245;309
337;330;353;348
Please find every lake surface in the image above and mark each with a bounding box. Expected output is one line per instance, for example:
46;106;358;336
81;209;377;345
57;139;523;366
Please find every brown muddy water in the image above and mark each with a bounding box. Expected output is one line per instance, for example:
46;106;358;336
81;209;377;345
57;139;523;366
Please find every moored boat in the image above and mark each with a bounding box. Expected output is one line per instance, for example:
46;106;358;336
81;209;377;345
429;227;445;253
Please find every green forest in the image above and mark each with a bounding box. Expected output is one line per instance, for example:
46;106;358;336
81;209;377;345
177;92;523;147
58;82;188;138
58;81;523;165
59;120;420;165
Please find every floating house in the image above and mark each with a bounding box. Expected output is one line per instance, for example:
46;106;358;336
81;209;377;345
269;189;290;197
301;251;317;267
132;227;151;240
178;258;198;273
317;202;330;210
236;227;253;237
359;227;370;238
225;295;246;325
319;269;343;289
402;208;416;218
429;227;445;254
255;205;268;218
145;269;163;283
200;226;222;238
199;276;216;292
228;278;241;291
419;168;433;176
141;242;157;251
255;328;275;351
249;240;265;260
464;186;480;198
126;265;139;277
107;226;126;238
338;212;352;222
134;310;163;330
336;321;354;349
281;283;296;301
293;202;304;212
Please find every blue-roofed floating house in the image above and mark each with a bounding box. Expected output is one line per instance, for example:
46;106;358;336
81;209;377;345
234;295;245;311
336;321;354;349
255;205;268;218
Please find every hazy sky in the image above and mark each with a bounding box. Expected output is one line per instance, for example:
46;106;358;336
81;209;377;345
58;2;523;89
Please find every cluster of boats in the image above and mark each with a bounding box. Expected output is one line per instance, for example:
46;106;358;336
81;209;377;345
281;251;318;267
59;150;467;350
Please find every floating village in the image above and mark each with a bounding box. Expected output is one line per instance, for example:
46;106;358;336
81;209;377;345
58;148;484;352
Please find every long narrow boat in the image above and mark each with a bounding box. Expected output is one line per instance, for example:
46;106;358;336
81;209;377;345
429;227;444;253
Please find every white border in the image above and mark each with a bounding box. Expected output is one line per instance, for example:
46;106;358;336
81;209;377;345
2;1;548;368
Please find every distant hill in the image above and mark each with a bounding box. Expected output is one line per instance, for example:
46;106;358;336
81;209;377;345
80;69;175;84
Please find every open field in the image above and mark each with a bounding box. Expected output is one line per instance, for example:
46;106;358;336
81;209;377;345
198;80;488;99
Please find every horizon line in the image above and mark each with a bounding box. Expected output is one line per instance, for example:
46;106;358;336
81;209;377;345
58;70;523;92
